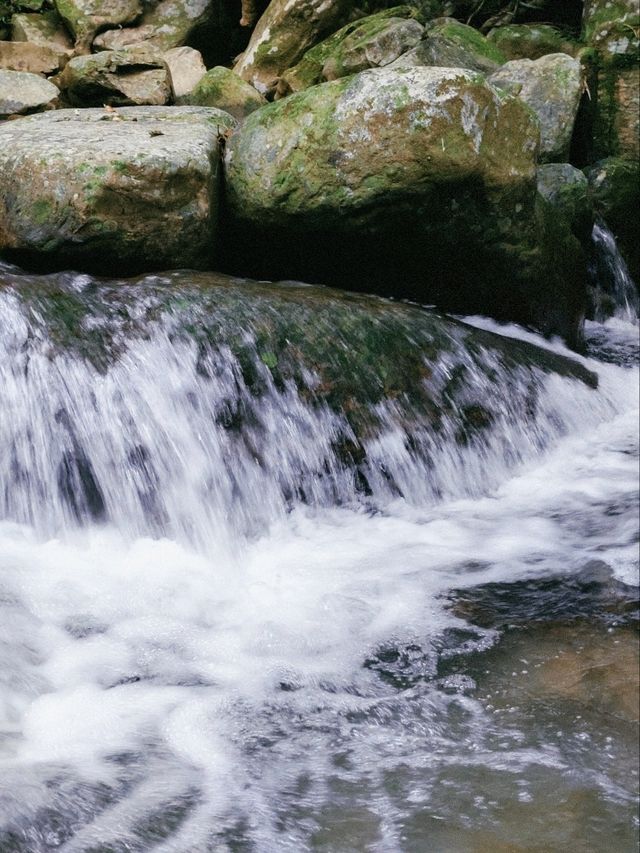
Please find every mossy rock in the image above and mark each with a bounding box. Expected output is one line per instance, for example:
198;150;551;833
278;6;417;96
224;66;587;345
54;0;142;52
487;24;578;61
177;66;265;120
56;47;170;106
391;17;506;73
488;54;583;163
537;163;593;244
585;156;640;282
233;0;371;95
0;106;236;273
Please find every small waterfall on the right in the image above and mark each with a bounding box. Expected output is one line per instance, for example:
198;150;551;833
589;219;640;323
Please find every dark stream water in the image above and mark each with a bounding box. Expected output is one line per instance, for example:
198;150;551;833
0;252;637;852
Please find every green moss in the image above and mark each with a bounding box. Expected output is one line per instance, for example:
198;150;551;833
436;19;507;65
30;198;53;225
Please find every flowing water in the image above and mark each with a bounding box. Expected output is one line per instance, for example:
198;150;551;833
0;258;638;852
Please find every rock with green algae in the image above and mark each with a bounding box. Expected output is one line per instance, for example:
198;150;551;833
0;106;236;274
537;163;593;244
224;65;587;346
53;0;142;52
177;65;265;119
233;0;360;95
0;67;58;115
56;46;171;106
580;0;639;160
391;17;506;73
487;24;578;61
488;54;582;163
585;157;640;282
11;9;73;53
93;0;222;55
277;6;419;96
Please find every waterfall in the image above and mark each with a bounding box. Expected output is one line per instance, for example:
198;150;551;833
589;219;640;323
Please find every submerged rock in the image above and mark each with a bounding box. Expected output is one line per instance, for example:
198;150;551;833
0;68;58;115
0;107;235;273
488;53;582;163
56;46;171;106
0;266;598;528
224;65;586;345
178;65;265;119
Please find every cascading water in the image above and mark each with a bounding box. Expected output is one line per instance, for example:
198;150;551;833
0;260;638;852
589;219;640;324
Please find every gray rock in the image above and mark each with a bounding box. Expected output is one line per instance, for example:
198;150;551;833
94;0;217;54
321;17;423;81
392;17;505;74
233;0;354;95
0;106;236;272
54;0;142;51
163;46;206;99
11;10;73;54
537;163;593;243
488;54;582;162
0;68;59;116
0;40;64;74
56;47;171;106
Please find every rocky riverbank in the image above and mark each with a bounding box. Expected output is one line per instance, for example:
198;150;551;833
0;0;638;345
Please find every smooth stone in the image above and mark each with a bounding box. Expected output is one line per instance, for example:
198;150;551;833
0;40;63;74
163;46;206;99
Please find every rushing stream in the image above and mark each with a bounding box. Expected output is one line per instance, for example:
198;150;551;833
0;258;638;852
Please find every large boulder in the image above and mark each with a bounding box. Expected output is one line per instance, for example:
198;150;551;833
487;24;578;61
488;54;582;163
56;47;171;106
53;0;142;52
0;107;236;273
178;66;266;120
392;17;506;74
277;6;419;96
0;68;58;115
233;0;355;95
224;66;587;345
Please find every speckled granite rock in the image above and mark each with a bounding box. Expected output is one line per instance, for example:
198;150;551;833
0;106;236;273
